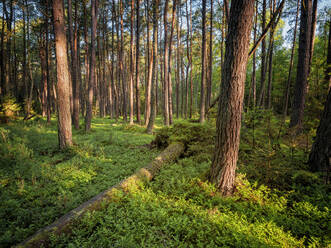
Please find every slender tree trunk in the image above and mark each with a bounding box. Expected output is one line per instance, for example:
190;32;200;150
308;0;318;77
206;0;213;109
136;0;141;123
129;0;135;124
257;0;267;107
53;0;73;149
266;0;275;109
168;0;177;125
163;0;170;126
147;0;159;133
251;1;258;108
209;0;254;196
45;0;51;123
176;4;180;119
199;0;207;123
189;0;193;118
283;0;300;118
69;0;80;129
85;0;98;131
290;0;312;128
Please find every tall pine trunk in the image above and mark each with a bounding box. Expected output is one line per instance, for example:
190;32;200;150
290;0;312;128
53;0;73;149
209;0;254;196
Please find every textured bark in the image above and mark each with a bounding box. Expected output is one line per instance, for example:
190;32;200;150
251;1;258;108
145;0;153;126
85;0;98;131
266;0;276;109
283;0;300;118
257;0;267;107
206;0;213;109
120;0;126;121
147;0;159;134
136;0;141;123
199;0;207;123
168;0;177;125
209;0;254;196
308;18;331;179
129;0;134;124
163;0;170;126
68;0;80;129
308;0;318;76
53;0;73;149
290;0;312;128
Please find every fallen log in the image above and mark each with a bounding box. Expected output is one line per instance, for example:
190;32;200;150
17;142;185;248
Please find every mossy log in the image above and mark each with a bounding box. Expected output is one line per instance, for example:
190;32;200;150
17;143;184;248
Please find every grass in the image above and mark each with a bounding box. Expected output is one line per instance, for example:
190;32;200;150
47;112;330;248
1;113;330;247
0;117;159;247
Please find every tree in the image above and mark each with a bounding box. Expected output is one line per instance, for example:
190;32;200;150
283;0;300;118
308;19;331;181
129;0;135;124
68;0;80;129
163;0;170;126
85;0;98;131
290;0;313;128
199;0;207;123
146;0;159;134
136;0;141;123
209;0;254;196
53;0;73;149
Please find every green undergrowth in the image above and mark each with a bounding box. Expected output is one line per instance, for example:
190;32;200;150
0;117;158;247
49;112;330;247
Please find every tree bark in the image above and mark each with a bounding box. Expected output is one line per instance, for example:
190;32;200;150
308;17;331;179
257;0;267;107
85;0;98;131
283;0;300;118
129;0;135;124
53;0;73;149
206;0;213;110
163;0;170;126
209;0;254;196
168;0;177;125
290;0;312;128
147;0;159;134
199;0;207;123
136;0;141;123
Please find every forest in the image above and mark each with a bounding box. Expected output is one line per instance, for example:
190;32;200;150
0;0;330;247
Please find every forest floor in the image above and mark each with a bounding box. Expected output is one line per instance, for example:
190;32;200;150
0;112;330;247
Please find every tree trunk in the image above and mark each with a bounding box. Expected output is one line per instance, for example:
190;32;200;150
290;0;312;128
168;0;177;125
257;0;267;107
147;0;159;134
266;0;276;109
206;0;213;110
136;0;141;123
209;0;254;196
199;0;207;123
283;0;300;118
163;0;170;126
308;17;331;180
129;0;135;124
85;0;98;131
53;0;73;149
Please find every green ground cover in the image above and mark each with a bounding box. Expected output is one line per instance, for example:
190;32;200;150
48;114;330;248
0;118;158;247
0;113;330;247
